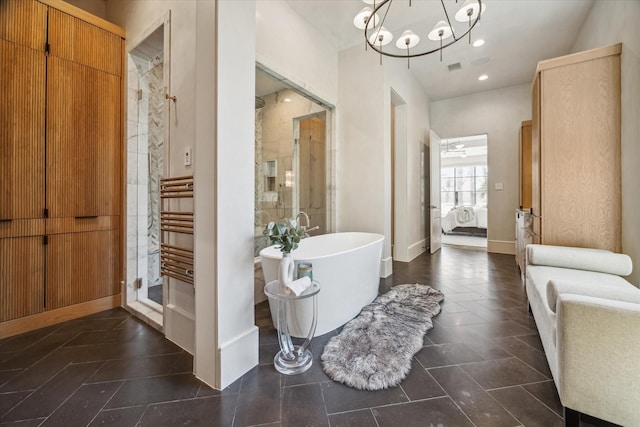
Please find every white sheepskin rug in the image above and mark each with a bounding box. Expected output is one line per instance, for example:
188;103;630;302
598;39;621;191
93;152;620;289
321;284;444;390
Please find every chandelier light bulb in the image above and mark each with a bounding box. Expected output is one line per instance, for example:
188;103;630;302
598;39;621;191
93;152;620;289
455;0;486;23
427;21;453;41
353;7;379;30
395;30;420;50
368;26;393;47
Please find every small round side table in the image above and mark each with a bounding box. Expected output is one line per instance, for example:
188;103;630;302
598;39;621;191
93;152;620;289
264;280;320;375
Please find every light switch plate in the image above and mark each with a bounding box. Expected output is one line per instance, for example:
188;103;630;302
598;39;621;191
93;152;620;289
184;147;192;166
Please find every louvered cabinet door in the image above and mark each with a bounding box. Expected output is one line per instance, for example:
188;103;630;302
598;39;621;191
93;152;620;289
46;57;121;218
0;236;44;322
47;8;122;76
0;0;46;49
0;39;45;222
46;229;119;309
46;8;122;219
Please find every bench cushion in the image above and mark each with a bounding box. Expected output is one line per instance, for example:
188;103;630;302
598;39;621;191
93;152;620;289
527;244;632;276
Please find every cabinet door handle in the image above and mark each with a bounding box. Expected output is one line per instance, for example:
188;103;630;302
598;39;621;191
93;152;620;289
0;218;13;222
75;215;98;219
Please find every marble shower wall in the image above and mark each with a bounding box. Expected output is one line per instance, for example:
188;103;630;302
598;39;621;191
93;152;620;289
147;62;164;287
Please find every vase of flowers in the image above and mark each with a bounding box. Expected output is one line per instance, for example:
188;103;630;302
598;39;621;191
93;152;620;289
263;218;309;286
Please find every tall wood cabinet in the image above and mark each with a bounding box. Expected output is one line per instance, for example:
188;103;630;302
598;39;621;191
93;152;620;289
519;120;532;210
531;44;621;252
0;0;124;337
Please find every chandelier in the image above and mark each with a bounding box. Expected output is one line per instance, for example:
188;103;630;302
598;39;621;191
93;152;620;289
354;0;486;67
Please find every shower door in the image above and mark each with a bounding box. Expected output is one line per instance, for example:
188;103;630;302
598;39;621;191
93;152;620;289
294;112;326;234
126;13;170;315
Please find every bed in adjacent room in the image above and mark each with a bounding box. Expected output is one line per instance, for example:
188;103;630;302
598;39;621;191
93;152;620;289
441;205;487;236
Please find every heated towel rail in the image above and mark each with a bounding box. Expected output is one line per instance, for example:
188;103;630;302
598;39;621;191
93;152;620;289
160;175;194;285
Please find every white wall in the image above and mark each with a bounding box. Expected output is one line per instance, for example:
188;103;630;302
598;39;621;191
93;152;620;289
107;0;259;390
208;0;259;389
255;0;338;106
337;45;431;273
384;59;431;262
107;0;198;353
337;46;385;239
571;0;640;285
65;0;106;19
255;0;339;235
430;84;531;254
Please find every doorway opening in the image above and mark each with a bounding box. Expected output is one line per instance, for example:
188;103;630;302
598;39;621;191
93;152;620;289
125;13;171;327
440;134;488;250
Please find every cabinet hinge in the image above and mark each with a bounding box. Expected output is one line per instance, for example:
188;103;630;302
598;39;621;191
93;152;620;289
43;235;48;245
43;208;49;218
45;43;50;55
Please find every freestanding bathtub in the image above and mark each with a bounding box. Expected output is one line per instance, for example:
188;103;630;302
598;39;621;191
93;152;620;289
259;232;384;337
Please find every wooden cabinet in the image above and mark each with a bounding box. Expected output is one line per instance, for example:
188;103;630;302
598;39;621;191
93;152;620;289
519;120;532;210
0;0;124;337
531;44;621;252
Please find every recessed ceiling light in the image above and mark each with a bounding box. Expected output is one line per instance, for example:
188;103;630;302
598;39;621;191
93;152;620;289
478;74;488;81
472;39;485;47
284;98;292;103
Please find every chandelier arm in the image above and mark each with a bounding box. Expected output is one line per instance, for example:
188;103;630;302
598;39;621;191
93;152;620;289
365;0;392;47
365;0;482;59
439;0;457;41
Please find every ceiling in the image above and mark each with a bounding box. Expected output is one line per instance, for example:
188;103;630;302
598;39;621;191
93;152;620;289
283;0;595;100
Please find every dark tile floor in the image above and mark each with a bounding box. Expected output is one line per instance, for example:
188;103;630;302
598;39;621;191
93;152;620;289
0;247;619;426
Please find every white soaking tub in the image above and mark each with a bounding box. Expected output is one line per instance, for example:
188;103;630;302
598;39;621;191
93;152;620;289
259;232;384;337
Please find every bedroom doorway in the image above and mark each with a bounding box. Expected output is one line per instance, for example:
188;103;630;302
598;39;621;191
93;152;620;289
440;134;488;250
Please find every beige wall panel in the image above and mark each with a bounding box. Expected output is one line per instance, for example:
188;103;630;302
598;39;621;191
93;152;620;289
46;230;119;309
0;40;45;221
47;8;122;76
0;0;46;49
541;55;621;252
0;236;44;322
47;57;121;218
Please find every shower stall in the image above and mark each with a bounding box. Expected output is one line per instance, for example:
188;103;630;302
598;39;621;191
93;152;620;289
254;78;330;257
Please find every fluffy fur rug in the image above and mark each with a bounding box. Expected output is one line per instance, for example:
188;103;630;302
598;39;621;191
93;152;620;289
321;284;444;390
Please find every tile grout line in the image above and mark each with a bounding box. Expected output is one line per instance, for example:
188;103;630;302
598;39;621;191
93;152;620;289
83;378;127;426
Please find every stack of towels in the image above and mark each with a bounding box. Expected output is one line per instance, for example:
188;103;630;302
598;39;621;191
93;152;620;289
284;276;312;296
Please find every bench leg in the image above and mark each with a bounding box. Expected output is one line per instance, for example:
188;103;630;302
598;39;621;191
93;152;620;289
564;407;580;427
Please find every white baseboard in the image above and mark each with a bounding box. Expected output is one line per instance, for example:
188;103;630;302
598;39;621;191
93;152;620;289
165;304;195;354
488;240;516;255
380;257;393;278
217;326;259;389
407;239;427;262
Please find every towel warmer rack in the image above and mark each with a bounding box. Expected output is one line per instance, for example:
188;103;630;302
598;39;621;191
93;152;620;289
160;175;194;285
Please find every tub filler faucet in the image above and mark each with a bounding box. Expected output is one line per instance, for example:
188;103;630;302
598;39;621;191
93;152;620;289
296;211;319;233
